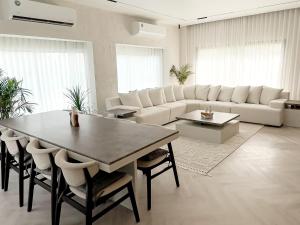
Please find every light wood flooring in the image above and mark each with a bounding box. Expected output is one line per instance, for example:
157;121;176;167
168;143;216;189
1;125;300;225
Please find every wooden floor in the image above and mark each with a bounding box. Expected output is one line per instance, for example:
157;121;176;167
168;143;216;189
1;125;300;225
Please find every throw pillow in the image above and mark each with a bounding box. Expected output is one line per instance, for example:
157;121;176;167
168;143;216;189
183;85;196;99
208;85;221;101
217;86;234;102
163;86;176;102
195;85;210;100
260;86;283;105
247;86;263;104
138;89;153;108
148;88;165;106
173;85;184;101
119;91;143;108
231;86;250;103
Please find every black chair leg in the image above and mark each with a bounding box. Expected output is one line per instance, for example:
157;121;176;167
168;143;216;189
55;173;65;225
127;182;140;223
1;141;5;190
19;150;24;207
27;160;36;212
167;143;180;187
146;170;151;210
51;168;57;225
4;152;10;192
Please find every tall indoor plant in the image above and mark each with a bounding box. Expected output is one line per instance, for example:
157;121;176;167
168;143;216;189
64;85;89;113
169;64;193;85
0;69;35;120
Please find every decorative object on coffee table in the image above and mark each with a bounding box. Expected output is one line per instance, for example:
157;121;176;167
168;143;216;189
284;100;300;127
176;110;240;143
201;106;214;120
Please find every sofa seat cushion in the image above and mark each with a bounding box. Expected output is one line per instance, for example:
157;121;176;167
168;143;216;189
180;99;204;112
158;102;187;121
199;101;236;113
135;106;170;125
231;103;283;126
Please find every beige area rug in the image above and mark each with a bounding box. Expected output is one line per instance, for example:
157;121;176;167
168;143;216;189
164;122;264;176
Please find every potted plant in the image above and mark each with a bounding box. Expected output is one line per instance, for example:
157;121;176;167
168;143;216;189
169;64;193;85
0;69;35;120
64;85;89;113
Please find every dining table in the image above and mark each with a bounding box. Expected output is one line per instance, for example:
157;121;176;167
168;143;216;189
0;110;179;209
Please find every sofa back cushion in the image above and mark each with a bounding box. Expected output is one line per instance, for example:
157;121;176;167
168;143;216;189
138;89;153;108
164;86;176;102
183;85;196;99
231;86;250;103
260;86;283;105
247;86;263;104
119;91;143;108
173;85;184;101
217;86;234;102
195;85;210;100
148;88;165;106
280;91;290;100
208;85;221;101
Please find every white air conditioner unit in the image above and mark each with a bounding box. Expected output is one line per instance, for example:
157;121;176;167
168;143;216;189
2;0;76;26
132;22;166;38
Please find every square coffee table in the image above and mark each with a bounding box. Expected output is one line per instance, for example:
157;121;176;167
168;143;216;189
176;110;240;143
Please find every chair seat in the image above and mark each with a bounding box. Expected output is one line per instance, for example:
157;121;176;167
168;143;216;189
70;171;132;200
137;149;168;168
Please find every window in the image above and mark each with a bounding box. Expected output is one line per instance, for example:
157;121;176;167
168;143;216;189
0;36;97;113
196;42;284;87
116;44;163;93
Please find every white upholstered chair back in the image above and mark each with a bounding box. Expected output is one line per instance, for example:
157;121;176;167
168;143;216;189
26;139;59;171
55;149;99;187
0;129;28;156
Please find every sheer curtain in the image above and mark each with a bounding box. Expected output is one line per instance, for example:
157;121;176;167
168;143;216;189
116;44;163;93
181;8;300;99
196;42;284;87
0;36;97;113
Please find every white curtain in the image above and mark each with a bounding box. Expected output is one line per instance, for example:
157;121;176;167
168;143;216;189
116;44;163;93
196;42;284;87
0;36;97;113
181;8;300;99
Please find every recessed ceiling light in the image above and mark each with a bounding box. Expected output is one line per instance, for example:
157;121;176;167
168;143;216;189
197;17;208;20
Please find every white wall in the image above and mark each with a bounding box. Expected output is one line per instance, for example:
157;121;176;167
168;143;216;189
0;1;180;110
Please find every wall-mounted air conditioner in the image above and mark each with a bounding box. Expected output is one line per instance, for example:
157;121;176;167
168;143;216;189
2;0;76;27
132;22;166;38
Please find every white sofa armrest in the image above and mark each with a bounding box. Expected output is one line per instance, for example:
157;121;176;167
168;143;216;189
109;105;142;115
105;97;122;110
269;99;287;109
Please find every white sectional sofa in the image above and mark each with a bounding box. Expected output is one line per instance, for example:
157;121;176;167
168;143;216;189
105;85;290;127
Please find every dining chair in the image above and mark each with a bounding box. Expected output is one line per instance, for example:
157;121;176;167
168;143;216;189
26;139;60;225
0;127;7;190
137;142;180;210
0;129;31;207
54;149;140;225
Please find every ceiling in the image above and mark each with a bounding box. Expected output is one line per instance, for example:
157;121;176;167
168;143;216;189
62;0;300;26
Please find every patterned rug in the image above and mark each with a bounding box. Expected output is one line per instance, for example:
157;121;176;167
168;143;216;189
164;122;263;176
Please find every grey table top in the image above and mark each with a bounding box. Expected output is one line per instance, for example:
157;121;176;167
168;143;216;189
0;111;178;165
177;110;240;126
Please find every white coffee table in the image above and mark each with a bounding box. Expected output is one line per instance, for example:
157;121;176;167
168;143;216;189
176;110;240;143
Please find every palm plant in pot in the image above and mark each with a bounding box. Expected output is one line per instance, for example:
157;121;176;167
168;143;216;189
0;69;35;120
64;85;89;113
169;64;193;85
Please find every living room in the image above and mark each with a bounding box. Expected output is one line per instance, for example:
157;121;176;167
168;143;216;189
0;0;300;225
